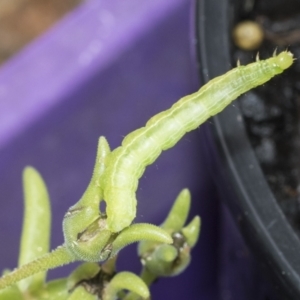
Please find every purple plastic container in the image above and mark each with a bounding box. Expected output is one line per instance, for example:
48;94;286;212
0;0;219;299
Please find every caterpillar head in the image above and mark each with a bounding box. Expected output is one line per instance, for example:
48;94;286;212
273;51;294;71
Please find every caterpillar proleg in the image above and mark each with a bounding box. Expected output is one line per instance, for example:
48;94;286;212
103;51;294;232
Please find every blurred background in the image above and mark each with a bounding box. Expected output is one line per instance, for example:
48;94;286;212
0;0;82;64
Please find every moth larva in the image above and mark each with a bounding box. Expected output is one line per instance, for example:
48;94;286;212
103;51;294;232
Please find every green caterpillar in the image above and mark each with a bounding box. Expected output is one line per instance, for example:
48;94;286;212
0;52;294;292
102;51;294;233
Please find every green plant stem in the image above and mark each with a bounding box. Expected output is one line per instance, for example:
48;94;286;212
0;246;75;290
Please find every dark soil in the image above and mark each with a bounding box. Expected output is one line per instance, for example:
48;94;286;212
233;0;300;232
0;0;82;65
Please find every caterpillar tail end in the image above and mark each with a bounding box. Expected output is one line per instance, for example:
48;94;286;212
107;215;135;233
105;191;137;233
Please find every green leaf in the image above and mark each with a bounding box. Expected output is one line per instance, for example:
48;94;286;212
34;278;68;300
63;137;112;262
138;190;201;279
181;216;201;247
67;286;97;300
111;223;172;257
161;189;190;231
103;272;149;300
18;166;51;292
67;263;100;291
0;283;23;300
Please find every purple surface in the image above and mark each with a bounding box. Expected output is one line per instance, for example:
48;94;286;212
217;202;277;300
0;0;220;299
0;0;185;149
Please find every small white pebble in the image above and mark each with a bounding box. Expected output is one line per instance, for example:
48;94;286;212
233;21;264;50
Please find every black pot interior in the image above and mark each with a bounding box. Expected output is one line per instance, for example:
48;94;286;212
195;0;300;298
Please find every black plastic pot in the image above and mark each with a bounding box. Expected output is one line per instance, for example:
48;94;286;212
196;0;300;299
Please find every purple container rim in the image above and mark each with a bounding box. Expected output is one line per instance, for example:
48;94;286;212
0;0;186;150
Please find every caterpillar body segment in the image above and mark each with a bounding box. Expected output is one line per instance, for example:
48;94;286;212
103;51;294;233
